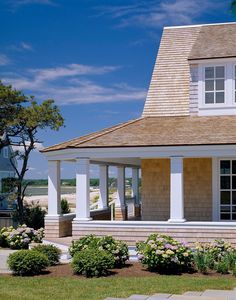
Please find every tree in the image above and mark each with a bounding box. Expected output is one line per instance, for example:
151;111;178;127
0;81;28;150
9;99;64;223
231;1;236;16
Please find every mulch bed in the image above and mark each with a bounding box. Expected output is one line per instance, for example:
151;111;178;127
32;262;233;278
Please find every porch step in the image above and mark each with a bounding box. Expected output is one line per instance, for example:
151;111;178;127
104;288;236;300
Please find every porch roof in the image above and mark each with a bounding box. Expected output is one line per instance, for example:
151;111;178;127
42;115;236;152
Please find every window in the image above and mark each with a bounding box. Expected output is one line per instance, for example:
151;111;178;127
220;160;236;220
3;148;8;158
204;66;225;104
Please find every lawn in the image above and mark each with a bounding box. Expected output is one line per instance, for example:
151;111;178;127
0;275;236;300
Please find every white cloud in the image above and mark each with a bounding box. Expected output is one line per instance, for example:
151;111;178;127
8;42;34;52
12;142;44;153
96;0;224;28
0;54;10;66
2;63;146;105
20;42;33;51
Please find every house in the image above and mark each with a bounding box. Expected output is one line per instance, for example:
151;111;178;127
0;146;16;199
0;145;16;228
41;22;236;245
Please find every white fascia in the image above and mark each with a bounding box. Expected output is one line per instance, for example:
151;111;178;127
42;144;236;161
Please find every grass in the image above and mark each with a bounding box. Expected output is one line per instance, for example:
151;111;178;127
0;275;235;300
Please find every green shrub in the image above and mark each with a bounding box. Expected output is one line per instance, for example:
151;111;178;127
0;225;44;249
136;234;193;273
61;198;70;214
232;265;236;276
69;235;129;267
32;244;61;266
195;240;236;274
13;202;46;229
215;257;230;274
7;250;49;276
69;235;99;257
193;250;211;274
98;236;129;267
71;248;115;277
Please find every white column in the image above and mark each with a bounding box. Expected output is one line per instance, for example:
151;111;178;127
116;166;125;207
132;168;139;205
168;157;186;223
48;160;61;216
98;165;108;209
75;158;91;221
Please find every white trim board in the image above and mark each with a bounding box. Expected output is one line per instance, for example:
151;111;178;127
43;145;236;161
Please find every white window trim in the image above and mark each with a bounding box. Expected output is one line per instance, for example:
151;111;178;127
234;64;236;103
198;62;236;116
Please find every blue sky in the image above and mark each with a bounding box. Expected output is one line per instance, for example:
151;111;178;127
0;0;234;178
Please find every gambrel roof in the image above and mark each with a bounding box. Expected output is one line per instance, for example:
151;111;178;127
143;22;236;117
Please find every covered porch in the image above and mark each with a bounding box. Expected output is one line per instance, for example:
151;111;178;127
41;116;236;245
43;145;236;246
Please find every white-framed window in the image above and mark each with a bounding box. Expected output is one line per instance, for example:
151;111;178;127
219;159;236;221
3;148;8;158
204;65;225;104
198;61;236;115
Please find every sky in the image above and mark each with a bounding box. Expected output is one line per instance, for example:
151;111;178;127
0;0;235;179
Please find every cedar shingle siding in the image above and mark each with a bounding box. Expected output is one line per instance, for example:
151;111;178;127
142;26;201;117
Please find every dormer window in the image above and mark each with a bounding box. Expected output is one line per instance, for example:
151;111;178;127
204;66;225;104
198;62;236;115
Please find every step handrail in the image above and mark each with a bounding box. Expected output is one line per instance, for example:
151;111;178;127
109;199;116;221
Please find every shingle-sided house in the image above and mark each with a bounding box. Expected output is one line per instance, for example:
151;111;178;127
0;146;16;211
42;22;236;245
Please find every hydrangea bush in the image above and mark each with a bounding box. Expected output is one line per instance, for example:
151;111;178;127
72;248;115;277
136;234;193;272
194;239;236;274
69;234;129;267
0;225;44;249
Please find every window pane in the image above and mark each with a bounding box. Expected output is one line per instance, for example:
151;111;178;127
205;92;214;104
233;176;236;189
232;161;236;174
205;80;214;91
232;206;236;212
221;213;230;220
216;66;225;78
216;79;224;91
221;191;230;204
233;192;236;205
221;160;230;174
205;67;214;79
221;206;231;212
221;176;230;189
216;92;224;103
232;214;236;220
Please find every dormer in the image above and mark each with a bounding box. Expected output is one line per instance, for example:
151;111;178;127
143;22;236;117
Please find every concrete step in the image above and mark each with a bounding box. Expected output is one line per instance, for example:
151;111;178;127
127;296;149;300
147;294;172;300
169;295;228;300
182;292;203;296
201;289;236;299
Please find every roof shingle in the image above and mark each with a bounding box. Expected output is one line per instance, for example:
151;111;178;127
42;115;236;152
